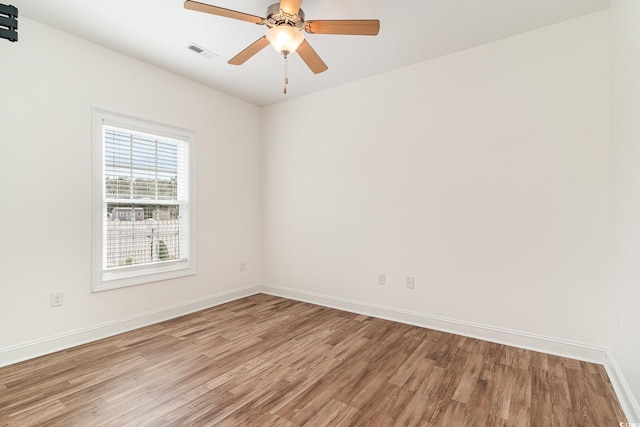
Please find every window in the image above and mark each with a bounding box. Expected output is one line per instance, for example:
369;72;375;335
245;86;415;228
92;108;196;291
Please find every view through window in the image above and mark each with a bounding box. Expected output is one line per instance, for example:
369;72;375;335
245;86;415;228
104;126;185;268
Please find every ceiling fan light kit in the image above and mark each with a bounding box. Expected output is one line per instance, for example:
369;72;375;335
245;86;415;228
184;0;380;94
265;25;304;56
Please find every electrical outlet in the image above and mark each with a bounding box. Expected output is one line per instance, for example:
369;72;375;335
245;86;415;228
240;261;246;271
377;273;385;285
405;276;415;289
50;292;64;307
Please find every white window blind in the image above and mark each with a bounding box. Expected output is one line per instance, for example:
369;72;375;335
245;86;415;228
92;108;196;291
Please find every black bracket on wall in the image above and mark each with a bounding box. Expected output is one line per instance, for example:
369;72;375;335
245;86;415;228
0;4;18;42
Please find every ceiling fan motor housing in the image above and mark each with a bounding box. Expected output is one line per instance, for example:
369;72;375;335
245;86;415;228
266;3;304;28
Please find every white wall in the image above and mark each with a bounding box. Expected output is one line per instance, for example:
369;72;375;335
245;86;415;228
262;12;610;347
610;0;640;419
0;18;262;353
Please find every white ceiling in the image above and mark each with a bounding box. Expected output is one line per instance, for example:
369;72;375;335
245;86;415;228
15;0;609;106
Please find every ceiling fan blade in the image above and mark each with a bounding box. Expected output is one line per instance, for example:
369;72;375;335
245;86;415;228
296;39;328;74
305;20;380;36
228;36;270;65
279;0;303;16
184;1;264;24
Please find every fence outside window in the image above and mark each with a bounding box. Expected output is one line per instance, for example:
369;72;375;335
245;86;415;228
105;219;180;268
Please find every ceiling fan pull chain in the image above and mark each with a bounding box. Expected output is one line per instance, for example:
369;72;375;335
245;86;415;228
283;54;289;94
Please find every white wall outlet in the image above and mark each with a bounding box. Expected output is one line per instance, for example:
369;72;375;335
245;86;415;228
50;291;64;307
405;276;415;289
240;261;246;271
377;273;385;285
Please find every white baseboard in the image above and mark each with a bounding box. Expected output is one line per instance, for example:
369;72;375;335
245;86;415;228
0;285;607;367
259;283;607;364
0;285;261;368
605;351;640;422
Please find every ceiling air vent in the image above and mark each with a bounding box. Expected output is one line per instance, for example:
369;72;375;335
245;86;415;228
187;43;218;60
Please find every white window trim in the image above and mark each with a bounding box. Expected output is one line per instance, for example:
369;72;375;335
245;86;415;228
91;107;197;292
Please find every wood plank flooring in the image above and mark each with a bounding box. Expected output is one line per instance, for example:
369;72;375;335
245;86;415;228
0;294;626;426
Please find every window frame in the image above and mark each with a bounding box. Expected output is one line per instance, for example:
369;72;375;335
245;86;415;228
91;107;197;292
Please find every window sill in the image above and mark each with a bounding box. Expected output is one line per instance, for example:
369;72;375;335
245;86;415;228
92;260;196;292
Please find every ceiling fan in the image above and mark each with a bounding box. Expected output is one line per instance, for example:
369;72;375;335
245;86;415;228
184;0;380;78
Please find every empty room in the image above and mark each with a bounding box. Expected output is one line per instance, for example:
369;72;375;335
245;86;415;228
1;0;638;425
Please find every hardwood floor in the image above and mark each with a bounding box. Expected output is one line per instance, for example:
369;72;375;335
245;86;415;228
0;294;626;426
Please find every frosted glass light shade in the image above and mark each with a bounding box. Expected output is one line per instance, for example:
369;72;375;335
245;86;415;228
266;26;304;54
